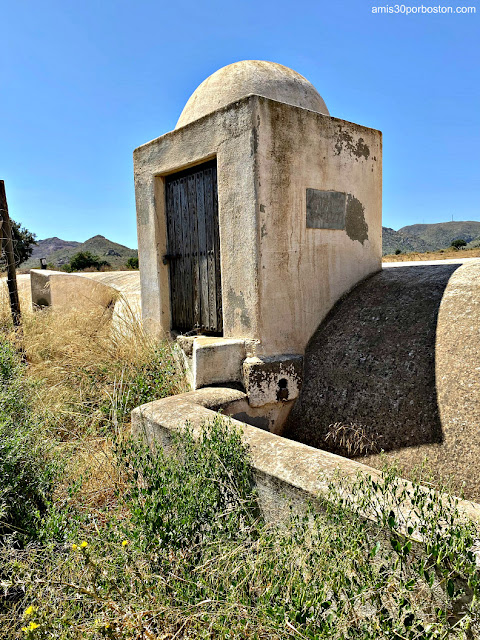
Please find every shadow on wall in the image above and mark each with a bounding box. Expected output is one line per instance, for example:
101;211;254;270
285;264;461;456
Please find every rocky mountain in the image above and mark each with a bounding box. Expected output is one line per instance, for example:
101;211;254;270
398;221;480;251
382;221;480;255
23;235;138;270
381;227;430;255
30;237;80;259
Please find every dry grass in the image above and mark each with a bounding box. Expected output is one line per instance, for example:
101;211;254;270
0;281;186;437
325;421;384;456
382;247;480;262
0;278;187;523
2;280;480;638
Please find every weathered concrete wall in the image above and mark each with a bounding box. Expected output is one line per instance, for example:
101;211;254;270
30;269;117;312
0;274;32;308
30;270;142;330
134;97;259;342
79;271;142;327
131;386;480;527
286;260;480;500
255;97;382;355
135;95;381;359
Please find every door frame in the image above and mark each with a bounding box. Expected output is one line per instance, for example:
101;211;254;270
164;159;222;335
153;155;222;337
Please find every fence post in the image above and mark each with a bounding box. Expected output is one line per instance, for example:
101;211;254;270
0;180;22;327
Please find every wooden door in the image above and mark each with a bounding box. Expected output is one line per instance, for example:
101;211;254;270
164;160;223;334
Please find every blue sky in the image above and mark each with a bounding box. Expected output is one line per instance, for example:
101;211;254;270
1;0;478;248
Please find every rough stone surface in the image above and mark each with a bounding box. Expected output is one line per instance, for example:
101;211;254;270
286;260;480;500
176;60;329;130
243;354;303;408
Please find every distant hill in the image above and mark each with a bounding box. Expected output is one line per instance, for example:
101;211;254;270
30;237;80;259
381;227;430;255
398;221;480;251
382;221;480;255
23;235;138;270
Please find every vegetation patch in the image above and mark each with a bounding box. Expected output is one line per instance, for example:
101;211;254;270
1;285;480;638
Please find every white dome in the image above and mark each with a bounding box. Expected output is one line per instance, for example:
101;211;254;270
175;60;329;129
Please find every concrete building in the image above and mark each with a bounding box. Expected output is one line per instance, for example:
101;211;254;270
134;60;382;429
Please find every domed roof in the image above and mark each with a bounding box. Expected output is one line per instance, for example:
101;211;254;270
175;60;329;129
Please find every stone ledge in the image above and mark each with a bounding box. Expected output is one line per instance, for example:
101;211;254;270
175;337;247;390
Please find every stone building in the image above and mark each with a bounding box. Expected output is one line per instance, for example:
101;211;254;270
134;60;382;427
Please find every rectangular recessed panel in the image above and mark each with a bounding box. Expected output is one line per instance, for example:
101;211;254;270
306;189;346;229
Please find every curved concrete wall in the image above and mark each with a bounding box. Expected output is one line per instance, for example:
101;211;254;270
31;270;118;311
286;260;480;500
30;270;141;326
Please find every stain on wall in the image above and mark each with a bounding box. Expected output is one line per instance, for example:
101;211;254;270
345;195;369;244
227;288;251;329
335;128;371;160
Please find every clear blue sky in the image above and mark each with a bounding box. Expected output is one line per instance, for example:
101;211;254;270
1;0;478;248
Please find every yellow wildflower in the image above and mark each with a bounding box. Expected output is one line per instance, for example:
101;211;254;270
24;606;35;617
80;541;88;548
121;540;129;547
71;543;78;551
22;621;40;632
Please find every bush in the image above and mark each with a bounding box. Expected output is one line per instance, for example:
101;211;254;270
451;238;467;249
0;219;37;268
0;339;58;544
395;248;402;255
126;256;139;269
64;251;110;272
4;430;480;639
117;417;257;552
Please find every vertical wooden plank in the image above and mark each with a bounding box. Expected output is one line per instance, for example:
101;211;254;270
172;178;185;330
203;167;217;332
165;160;221;335
177;177;188;330
183;176;195;330
165;180;178;330
196;173;209;331
188;174;200;328
0;181;21;327
211;164;223;332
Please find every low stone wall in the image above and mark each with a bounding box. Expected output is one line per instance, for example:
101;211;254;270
31;269;117;312
131;387;480;529
29;270;142;328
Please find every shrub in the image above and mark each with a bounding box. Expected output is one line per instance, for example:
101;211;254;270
64;251;110;272
4;435;480;639
0;339;58;544
117;417;258;552
451;238;467;249
0;219;36;268
126;256;139;269
395;248;402;255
